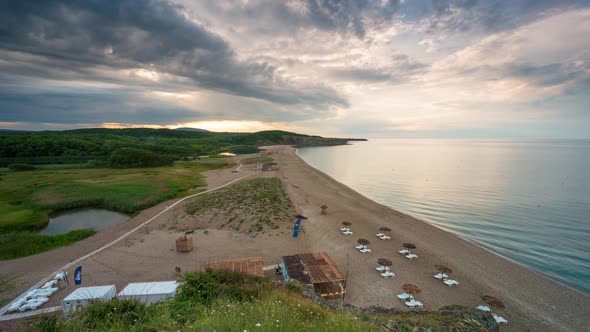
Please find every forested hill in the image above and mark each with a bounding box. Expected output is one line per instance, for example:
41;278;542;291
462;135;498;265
0;128;365;165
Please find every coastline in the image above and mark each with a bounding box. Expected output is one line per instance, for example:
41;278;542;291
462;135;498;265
275;145;589;332
1;146;588;331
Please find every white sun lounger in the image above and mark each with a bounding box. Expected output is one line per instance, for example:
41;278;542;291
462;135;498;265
397;293;413;301
342;231;353;235
340;227;351;231
355;244;367;250
399;249;411;255
54;272;67;280
41;280;58;289
475;305;491;312
376;233;385;237
405;300;423;308
380;271;395;278
7;298;27;313
359;248;372;253
493;313;508;324
376;266;390;272
434;273;449;280
19;297;48;312
379;235;391;240
443;279;459;286
405;254;418;259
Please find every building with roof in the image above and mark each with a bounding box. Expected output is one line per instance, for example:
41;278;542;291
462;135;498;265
281;252;346;299
117;281;179;304
62;285;116;312
206;256;264;278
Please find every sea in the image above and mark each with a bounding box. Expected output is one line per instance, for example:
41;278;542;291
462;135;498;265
296;139;590;294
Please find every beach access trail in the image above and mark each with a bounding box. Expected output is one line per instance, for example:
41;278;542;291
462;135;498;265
1;146;589;332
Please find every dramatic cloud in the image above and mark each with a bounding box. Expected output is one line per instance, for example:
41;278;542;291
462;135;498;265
0;0;589;137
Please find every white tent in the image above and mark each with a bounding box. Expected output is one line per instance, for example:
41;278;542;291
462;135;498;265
117;281;179;304
62;285;116;312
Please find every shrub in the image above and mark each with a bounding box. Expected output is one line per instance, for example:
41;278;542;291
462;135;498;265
8;163;36;171
110;148;173;168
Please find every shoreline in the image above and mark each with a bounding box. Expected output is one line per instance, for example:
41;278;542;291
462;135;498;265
276;145;589;332
294;145;590;298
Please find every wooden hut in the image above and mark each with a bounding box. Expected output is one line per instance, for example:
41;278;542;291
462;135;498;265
206;256;264;278
281;252;345;299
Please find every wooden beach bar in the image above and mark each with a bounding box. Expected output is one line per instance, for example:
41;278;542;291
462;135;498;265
281;252;346;299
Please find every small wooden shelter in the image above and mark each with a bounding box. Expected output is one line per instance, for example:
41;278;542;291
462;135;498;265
175;236;193;252
281;252;345;299
206;256;264;278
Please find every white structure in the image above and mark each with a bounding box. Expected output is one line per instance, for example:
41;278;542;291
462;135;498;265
117;281;179;304
62;285;116;313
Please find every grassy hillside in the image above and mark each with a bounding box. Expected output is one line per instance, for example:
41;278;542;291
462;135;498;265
31;270;495;332
0;129;360;166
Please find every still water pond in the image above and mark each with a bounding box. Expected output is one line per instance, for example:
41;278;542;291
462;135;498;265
40;208;130;235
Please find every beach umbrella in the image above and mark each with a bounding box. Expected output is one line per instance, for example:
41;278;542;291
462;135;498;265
379;227;392;232
435;264;453;274
357;238;370;245
321;204;328;214
402;243;416;249
481;295;505;309
401;284;422;295
377;258;392;266
342;221;352;226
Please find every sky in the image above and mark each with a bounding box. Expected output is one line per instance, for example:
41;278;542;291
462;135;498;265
1;0;589;138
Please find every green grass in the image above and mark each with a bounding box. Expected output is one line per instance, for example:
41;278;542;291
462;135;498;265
30;271;491;332
0;159;233;233
241;155;274;164
0;229;96;260
0;159;233;260
185;177;294;235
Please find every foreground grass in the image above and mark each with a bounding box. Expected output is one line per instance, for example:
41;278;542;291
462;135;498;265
0;230;96;260
185;177;294;235
30;271;491;332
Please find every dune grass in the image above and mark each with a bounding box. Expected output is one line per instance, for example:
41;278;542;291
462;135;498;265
31;270;491;332
185;177;294;235
240;155;274;164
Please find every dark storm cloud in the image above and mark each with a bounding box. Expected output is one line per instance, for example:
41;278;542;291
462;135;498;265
0;88;203;124
0;0;347;109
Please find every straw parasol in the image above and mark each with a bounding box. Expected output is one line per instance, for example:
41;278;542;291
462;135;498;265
320;204;328;214
403;243;416;249
435;264;453;274
481;295;505;309
379;227;392;232
342;221;352;226
402;284;422;295
357;238;370;245
377;258;392;266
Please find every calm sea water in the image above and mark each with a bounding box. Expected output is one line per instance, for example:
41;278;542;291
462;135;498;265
297;139;590;294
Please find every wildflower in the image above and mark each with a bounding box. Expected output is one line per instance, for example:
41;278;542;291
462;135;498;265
255;323;262;327
276;320;279;323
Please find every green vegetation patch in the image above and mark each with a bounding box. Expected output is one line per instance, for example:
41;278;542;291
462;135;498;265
32;271;492;332
241;156;274;164
185;177;294;235
0;229;95;260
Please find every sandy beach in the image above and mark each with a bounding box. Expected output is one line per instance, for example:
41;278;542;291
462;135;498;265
1;145;589;331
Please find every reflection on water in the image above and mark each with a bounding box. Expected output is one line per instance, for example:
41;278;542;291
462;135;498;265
40;208;129;235
297;139;590;294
